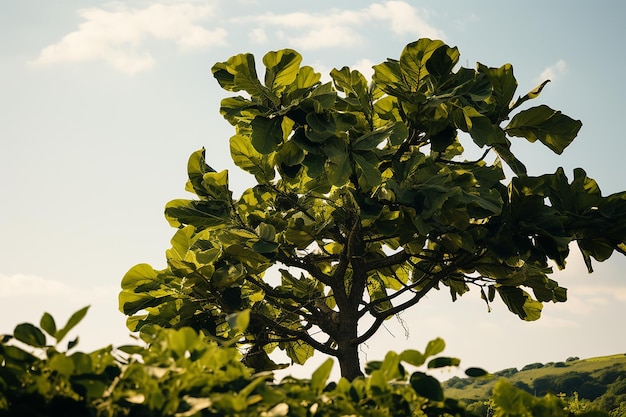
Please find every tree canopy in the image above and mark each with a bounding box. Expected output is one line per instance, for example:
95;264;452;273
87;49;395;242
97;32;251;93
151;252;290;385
119;38;626;380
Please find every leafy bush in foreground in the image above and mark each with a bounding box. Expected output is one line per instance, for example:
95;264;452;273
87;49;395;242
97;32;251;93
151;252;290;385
0;308;609;416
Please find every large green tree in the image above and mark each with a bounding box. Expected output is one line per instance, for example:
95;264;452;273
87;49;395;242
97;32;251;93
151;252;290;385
120;39;626;380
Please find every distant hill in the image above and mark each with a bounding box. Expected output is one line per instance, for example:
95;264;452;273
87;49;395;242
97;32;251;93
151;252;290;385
443;354;626;415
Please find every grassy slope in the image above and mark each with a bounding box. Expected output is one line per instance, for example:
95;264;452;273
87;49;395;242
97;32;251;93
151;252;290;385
443;353;626;402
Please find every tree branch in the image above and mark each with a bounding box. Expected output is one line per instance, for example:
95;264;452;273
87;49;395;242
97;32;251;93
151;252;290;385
354;276;441;345
250;312;337;356
362;249;412;272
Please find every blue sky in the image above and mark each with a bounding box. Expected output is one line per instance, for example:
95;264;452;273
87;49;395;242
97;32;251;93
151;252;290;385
1;1;625;380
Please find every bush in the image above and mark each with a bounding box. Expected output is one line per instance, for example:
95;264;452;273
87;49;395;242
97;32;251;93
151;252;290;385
522;362;544;371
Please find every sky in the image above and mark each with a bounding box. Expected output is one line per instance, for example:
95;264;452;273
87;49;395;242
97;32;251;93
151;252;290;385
1;1;625;381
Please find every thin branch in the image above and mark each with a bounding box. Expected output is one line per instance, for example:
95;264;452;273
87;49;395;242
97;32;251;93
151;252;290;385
362;249;412;272
435;146;492;166
275;250;334;286
354;276;441;345
250;312;337;356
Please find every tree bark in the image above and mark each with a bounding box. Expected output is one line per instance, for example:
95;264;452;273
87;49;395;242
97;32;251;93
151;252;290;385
337;338;363;381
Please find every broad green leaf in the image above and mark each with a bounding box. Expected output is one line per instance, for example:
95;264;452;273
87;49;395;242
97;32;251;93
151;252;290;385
219;96;262;126
427;356;460;369
493;143;527;176
185;148;215;198
212;53;279;106
305;112;336;142
352;123;407;151
324;137;351;186
14;323;47;347
330;66;371;116
478;63;517;121
353;152;382;190
506;105;582;154
399;38;445;90
40;312;57;338
497;286;543;321
49;353;75;376
409;371;444;401
400;349;425;367
465;367;489;377
167;327;198;357
460;106;507;147
251;116;283;154
230;135;275;183
278;139;305;167
424;337;445;358
164;199;231;228
121;263;159;290
424;44;459;81
55;306;90;343
263;49;302;93
311;358;334;393
285;340;314;365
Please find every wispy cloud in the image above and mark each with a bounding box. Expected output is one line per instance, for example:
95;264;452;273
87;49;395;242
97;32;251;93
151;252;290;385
31;2;227;74
0;273;115;301
32;1;443;74
537;59;567;83
233;2;444;50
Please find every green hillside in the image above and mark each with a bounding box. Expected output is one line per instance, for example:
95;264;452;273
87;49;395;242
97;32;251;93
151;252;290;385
443;354;626;415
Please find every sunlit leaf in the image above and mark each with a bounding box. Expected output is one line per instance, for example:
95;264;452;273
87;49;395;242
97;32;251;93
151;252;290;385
506;105;582;154
14;323;46;347
409;371;444;401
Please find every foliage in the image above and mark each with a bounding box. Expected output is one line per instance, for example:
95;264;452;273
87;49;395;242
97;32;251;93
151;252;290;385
443;355;626;415
2;308;611;416
119;38;626;379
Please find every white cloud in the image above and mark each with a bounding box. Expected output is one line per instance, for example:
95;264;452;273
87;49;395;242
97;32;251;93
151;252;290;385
249;28;268;45
537;59;567;83
352;58;376;81
0;273;114;301
234;2;444;50
365;2;443;38
31;2;227;74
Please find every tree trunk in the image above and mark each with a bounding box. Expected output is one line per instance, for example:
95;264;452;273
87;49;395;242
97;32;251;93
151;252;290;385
337;339;363;380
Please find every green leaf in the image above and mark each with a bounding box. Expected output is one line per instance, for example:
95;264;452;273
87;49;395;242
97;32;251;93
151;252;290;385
424;337;445;358
460;106;507;147
324;137;351;186
285;340;314;365
425;44;459;81
230;135;275;183
251;116;284;154
185;148;216;198
55;306;90;343
497;287;543;321
67;336;79;350
14;323;47;347
478;63;517;120
427;356;460;369
506;105;582;154
164;199;231;228
400;38;446;90
263;49;302;93
465;367;489;377
212;53;279;106
409;371;443;401
40;312;57;338
353;152;382;190
400;349;425;367
311;358;334;393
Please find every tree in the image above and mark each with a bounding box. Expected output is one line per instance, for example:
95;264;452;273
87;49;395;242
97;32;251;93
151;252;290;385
119;38;626;380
